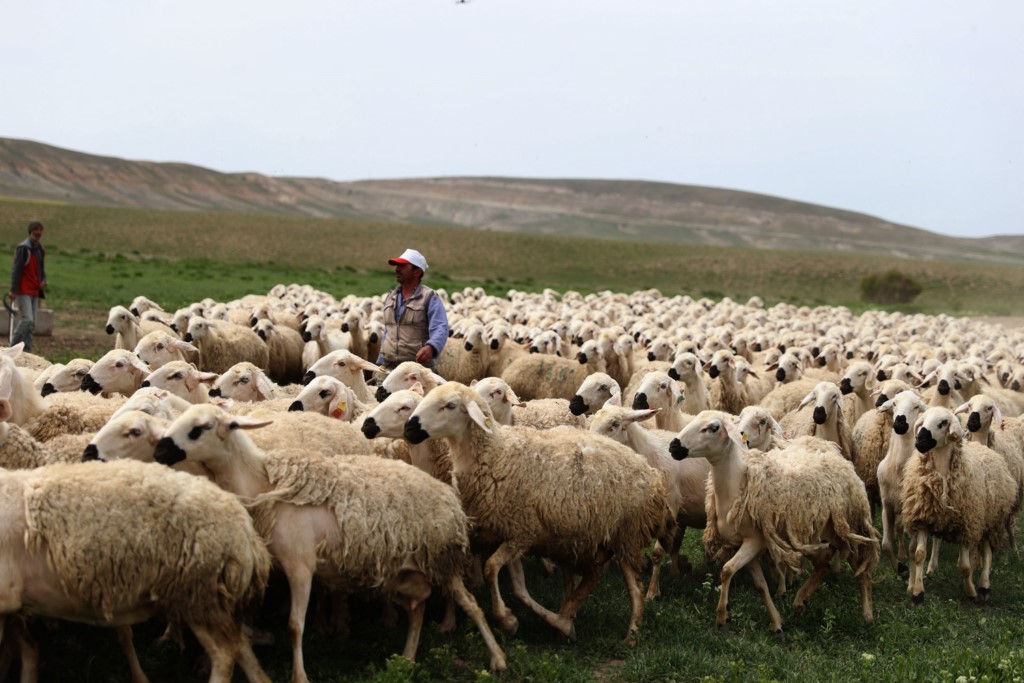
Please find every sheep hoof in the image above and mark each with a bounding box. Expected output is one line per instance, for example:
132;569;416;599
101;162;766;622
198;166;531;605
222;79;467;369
716;622;730;633
793;601;806;616
897;562;909;578
773;628;784;640
911;592;925;605
498;616;519;636
976;587;991;602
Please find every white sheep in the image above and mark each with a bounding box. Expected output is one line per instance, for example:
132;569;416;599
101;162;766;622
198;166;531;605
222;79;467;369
839;361;876;428
254;318;305;385
670;411;878;633
35;358;94;396
374;361;447;403
0;458;272;682
404;382;670;644
141;360;218;403
104;304;174;351
133;329;200;370
287;375;365;423
472;376;585;430
360;385;452;484
874;390;929;577
209;362;298;403
435;321;491;384
704;350;750;416
153;404;506;678
901;406;1017;603
185;317;270;375
304;349;381;404
569;371;621;417
778;381;857;461
667;352;710;415
81;348;152;398
630;370;692;432
850;379;916;509
499;352;599;402
588;398;710;599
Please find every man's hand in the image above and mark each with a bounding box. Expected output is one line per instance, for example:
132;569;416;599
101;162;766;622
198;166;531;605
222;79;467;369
415;345;435;364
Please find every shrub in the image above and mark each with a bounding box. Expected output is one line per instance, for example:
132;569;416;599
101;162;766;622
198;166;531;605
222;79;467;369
859;269;923;304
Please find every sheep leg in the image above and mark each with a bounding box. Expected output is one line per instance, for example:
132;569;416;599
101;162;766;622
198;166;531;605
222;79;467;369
880;502;901;575
554;563;604;641
114;626;151;683
857;558;875;624
448;575;507;672
507;555;576;639
793;549;833;614
280;561;314;683
400;599;427;663
188;624;238;683
483;542;521;635
646;540;666;600
717;536;766;631
926;537;942;575
618;560;646;645
670;527;690;575
435;596;457;634
235;630;274;683
15;621;38;683
909;529;929;603
958;545;977;601
977;542;993;601
745;559;784;635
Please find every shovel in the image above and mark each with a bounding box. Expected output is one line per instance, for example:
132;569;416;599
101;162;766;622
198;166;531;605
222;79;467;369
2;294;14;341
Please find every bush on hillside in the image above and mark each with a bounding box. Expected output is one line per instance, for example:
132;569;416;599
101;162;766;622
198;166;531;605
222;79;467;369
859;269;923;304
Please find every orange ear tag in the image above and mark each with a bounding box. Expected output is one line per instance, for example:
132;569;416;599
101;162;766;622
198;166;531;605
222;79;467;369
330;400;347;420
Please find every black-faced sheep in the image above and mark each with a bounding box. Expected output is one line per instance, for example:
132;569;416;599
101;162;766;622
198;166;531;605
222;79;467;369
154;404;506;678
902;406;1017;603
669;411;878;633
404;382;670;644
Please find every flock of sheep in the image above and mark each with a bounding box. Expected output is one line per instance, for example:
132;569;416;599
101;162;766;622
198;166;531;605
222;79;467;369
0;284;1022;682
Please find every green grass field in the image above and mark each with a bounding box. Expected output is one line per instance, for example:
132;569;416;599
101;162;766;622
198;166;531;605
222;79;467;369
3;197;1024;682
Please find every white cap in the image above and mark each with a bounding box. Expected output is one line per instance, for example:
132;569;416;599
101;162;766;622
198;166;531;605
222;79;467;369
387;248;428;272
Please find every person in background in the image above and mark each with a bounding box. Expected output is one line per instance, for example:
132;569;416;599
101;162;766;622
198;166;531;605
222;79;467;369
9;220;46;351
376;248;448;371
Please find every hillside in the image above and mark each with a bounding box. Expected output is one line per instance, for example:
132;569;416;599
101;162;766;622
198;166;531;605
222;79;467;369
3;137;1023;265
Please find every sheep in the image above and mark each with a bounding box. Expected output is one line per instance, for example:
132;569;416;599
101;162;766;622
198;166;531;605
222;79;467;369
133;329;200;370
472;376;585;430
736;405;786;451
0;458;272;683
500;351;602;402
569;371;621;416
365;319;385;368
778;381;857;461
588;398;710;599
920;362;965;408
141;360;218;403
153;404;507;678
631;370;693;432
287;375;366;423
435;321;491;384
901;406;1017;603
850;379;916;507
955;394;1024;550
875;390;929;577
339;309;369;360
301;313;350;362
303;349;380;404
360;385;452;484
403;382;670;643
209;362;300;403
128;295;164;317
667;352;710;415
0;350;48;425
104;304;173;351
185;317;270;375
704;349;750;416
374;361;447;403
25;391;126;443
78;348;151;398
111;386;195;420
668;411;878;633
253;318;305;385
35;358;94;396
839;361;876;428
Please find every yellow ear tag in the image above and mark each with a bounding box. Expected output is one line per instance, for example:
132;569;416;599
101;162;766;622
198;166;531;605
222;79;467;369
484;416;493;430
741;432;749;444
330;400;347;420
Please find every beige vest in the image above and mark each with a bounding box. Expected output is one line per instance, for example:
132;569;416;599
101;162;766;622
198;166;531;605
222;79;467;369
380;285;436;364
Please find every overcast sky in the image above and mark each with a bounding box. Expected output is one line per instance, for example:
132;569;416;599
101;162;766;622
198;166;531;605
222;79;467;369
4;1;1022;238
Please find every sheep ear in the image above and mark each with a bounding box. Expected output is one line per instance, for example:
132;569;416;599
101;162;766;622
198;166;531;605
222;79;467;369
770;417;784;436
724;419;747;451
254;371;275;401
129;355;151;375
671;382;684;404
993;405;1004;431
948;416;963;442
505;386;524;407
466;398;494;434
427;371;447;386
627;408;659;424
877;398;896;414
469;379;478;387
228;415;274;432
355;358;381;373
798;390;816;411
1;342;25;359
409;382;425;397
953;402;970;416
604;393;622;408
171;339;199;354
0;398;12;422
918;371;936;388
